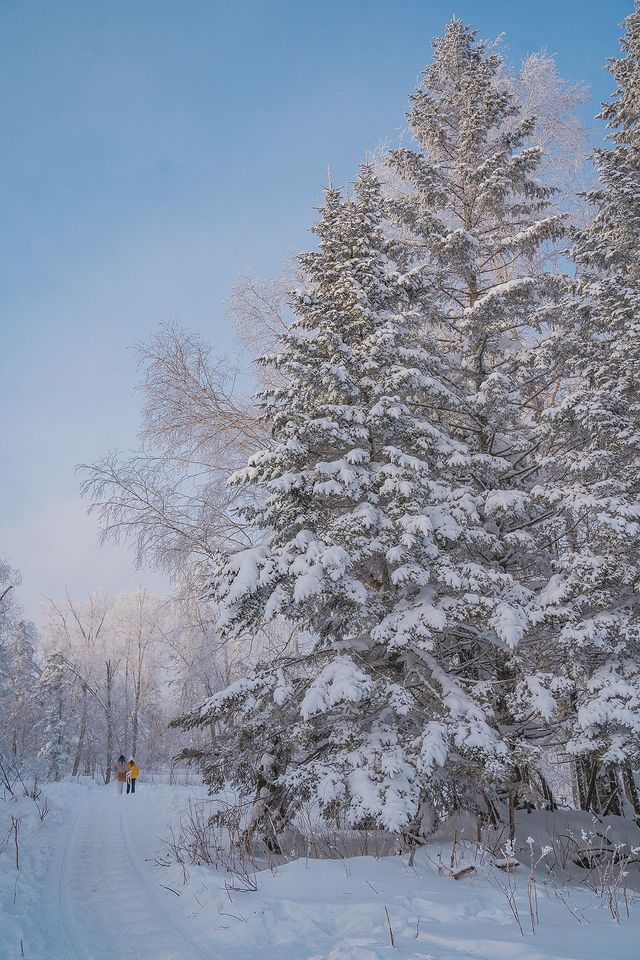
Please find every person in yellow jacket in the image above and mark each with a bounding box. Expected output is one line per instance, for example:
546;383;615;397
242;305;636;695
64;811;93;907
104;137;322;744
126;757;140;794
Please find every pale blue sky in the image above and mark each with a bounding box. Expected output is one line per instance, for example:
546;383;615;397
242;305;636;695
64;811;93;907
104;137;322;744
0;0;631;619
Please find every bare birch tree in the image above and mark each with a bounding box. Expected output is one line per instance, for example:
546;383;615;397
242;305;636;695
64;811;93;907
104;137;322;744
80;321;266;580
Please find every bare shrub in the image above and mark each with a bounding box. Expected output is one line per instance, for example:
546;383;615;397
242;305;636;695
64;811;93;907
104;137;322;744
159;798;259;893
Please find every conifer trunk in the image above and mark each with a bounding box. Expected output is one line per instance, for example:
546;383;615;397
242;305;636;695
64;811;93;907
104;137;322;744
598;768;623;817
621;765;640;822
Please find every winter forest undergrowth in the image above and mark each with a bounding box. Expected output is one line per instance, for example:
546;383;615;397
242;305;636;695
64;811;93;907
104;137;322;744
4;6;640;959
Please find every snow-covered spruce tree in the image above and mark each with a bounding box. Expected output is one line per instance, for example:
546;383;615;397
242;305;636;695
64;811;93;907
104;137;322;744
0;562;42;781
384;20;569;811
529;5;640;817
179;165;542;848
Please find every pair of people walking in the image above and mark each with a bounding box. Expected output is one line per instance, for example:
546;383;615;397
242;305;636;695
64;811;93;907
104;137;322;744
112;755;140;795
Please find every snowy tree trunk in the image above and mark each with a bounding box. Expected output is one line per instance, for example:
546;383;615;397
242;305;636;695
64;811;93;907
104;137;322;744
399;797;437;862
71;684;88;778
597;768;622;817
482;792;501;827
105;659;114;785
508;787;517;843
124;660;130;755
132;676;142;758
535;770;557;811
54;688;64;781
621;765;640;823
575;758;591;810
584;760;600;812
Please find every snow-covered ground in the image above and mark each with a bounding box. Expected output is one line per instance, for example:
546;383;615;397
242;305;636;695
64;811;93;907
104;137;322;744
2;780;640;959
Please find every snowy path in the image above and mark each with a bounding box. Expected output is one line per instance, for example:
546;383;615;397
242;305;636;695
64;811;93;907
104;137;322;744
4;782;639;960
39;787;220;960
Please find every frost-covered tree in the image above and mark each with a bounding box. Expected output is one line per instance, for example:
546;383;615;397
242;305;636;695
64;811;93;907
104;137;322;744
0;561;42;781
387;18;566;485
180;164;546;845
114;588;166;758
81;322;263;580
44;592;116;780
36;652;72;781
0;557;19;643
506;50;592;229
528;4;640;816
3;621;41;764
0;561;18;711
0;560;21;783
382;20;571;811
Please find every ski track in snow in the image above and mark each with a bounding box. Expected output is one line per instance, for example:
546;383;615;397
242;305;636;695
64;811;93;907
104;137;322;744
41;789;219;960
